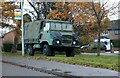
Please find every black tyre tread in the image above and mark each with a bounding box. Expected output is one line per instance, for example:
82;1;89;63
43;44;52;56
66;49;75;57
24;44;28;54
27;45;34;56
66;51;70;57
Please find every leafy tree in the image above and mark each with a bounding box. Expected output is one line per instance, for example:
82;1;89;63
27;1;117;56
1;1;32;52
88;1;117;56
1;2;21;52
47;1;116;56
1;2;18;22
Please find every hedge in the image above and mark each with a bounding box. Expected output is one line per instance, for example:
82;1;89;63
112;40;120;48
17;43;22;50
3;42;13;52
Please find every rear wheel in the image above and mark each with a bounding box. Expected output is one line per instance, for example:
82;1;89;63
24;44;28;54
27;45;34;56
43;44;52;56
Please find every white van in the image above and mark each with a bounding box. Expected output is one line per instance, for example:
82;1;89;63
94;36;113;51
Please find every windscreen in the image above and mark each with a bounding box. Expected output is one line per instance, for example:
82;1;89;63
50;22;72;31
62;23;72;31
50;23;62;30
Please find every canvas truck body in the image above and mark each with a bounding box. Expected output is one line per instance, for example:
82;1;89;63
24;20;80;57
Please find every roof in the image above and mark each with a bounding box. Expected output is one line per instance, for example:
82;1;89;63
2;30;15;38
35;19;71;24
2;29;22;38
111;20;120;29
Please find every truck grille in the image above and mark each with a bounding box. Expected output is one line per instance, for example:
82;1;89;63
62;40;71;43
62;35;72;39
62;35;72;45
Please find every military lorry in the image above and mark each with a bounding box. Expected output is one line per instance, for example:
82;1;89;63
24;19;79;57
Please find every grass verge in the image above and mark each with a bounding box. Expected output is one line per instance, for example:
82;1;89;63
2;52;120;71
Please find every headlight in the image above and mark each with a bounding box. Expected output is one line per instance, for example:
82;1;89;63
73;41;76;45
56;40;60;44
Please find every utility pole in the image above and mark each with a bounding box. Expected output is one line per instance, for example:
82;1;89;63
21;0;24;56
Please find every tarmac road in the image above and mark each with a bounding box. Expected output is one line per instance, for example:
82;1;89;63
2;56;119;77
2;63;56;77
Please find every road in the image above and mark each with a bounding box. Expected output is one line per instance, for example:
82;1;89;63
2;56;119;77
2;63;57;77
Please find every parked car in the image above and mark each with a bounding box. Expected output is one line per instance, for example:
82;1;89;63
81;37;113;52
90;42;106;50
94;36;113;51
80;42;106;51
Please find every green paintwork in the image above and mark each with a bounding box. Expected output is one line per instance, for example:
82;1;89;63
24;20;42;43
24;19;78;49
39;31;53;45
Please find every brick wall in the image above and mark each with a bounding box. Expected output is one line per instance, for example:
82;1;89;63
3;31;15;43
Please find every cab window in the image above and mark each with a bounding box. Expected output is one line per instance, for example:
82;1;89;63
43;23;50;31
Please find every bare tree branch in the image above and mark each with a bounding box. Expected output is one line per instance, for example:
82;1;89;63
27;0;39;19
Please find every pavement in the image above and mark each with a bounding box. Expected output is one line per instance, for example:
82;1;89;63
1;56;119;78
81;51;120;56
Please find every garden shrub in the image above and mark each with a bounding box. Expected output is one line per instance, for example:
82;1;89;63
3;42;13;52
17;43;22;50
112;40;120;48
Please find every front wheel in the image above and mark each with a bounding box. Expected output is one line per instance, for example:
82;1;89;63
66;49;75;57
43;44;52;56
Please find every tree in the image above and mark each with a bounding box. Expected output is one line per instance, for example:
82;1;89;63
47;1;117;56
27;0;56;20
89;0;117;56
1;2;21;52
1;1;32;52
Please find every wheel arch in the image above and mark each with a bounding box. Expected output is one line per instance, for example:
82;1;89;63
40;41;49;48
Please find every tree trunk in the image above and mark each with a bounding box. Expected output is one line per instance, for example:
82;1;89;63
11;35;17;53
97;22;101;56
11;27;20;53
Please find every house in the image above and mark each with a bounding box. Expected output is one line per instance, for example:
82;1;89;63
0;29;21;48
102;20;120;50
102;20;120;40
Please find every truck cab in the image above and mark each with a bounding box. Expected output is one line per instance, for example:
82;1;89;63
24;20;80;57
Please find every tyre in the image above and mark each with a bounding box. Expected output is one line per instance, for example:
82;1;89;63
66;51;70;57
66;49;75;57
70;50;75;57
24;44;28;54
43;44;52;56
27;45;34;56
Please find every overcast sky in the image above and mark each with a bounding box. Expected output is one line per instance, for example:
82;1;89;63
22;0;120;20
0;0;119;36
4;0;120;20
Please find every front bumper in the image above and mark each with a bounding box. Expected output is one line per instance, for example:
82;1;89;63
52;38;80;48
52;45;80;48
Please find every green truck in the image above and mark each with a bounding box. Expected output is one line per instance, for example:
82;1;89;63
24;19;80;57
